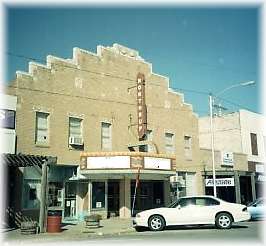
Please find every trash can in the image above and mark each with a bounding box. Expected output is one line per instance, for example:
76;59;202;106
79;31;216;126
47;210;62;233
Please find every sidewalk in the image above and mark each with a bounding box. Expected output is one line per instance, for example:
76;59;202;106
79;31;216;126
2;217;135;243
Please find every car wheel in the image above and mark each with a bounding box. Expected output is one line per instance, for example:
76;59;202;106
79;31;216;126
215;212;233;229
148;215;165;231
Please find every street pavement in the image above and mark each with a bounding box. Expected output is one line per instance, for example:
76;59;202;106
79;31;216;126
1;218;264;245
103;220;265;245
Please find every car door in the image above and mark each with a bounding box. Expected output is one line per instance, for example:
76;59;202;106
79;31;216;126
192;197;220;224
165;198;197;225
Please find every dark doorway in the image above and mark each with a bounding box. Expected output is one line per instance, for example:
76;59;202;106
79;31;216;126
108;181;120;217
205;186;236;203
205;175;236;203
240;176;253;205
131;180;164;216
64;182;77;219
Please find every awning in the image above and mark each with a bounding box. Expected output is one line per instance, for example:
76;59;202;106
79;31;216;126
79;169;175;181
0;153;56;167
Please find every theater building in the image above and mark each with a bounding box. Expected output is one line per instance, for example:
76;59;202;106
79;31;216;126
4;43;203;220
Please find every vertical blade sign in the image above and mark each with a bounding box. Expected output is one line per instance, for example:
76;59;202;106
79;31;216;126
137;73;147;139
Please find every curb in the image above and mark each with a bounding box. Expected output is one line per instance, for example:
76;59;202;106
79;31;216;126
87;227;135;238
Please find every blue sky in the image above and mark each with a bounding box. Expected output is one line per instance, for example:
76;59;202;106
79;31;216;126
5;5;260;116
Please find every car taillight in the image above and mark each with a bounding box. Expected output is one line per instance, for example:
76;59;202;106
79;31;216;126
242;207;247;212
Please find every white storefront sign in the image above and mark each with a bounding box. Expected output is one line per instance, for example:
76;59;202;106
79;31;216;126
87;156;130;169
205;178;235;187
221;152;234;166
257;175;266;182
256;164;264;173
96;202;102;208
144;157;171;170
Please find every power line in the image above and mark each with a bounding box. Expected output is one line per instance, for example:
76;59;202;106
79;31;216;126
170;87;208;95
6;51;209;96
8;84;207;114
216;96;259;114
7;52;137;83
6;51;257;114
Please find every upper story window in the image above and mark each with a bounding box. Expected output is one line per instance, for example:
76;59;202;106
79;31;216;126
165;132;175;154
184;135;192;160
250;133;258;156
0;109;15;129
69;117;83;146
35;112;49;144
101;122;112;151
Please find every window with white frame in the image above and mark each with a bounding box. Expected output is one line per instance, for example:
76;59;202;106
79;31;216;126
101;122;112;151
184;135;192;160
35;112;49;144
0;109;16;129
69;117;83;146
165;132;175;154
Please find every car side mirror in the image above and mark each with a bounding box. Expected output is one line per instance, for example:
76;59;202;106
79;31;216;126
177;204;181;209
253;204;257;207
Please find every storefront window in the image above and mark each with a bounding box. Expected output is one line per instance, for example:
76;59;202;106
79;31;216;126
0;109;15;129
23;179;41;209
92;182;105;209
48;182;63;207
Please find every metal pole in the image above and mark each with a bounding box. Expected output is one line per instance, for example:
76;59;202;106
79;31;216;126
39;160;48;233
131;182;137;217
131;168;140;217
209;94;217;197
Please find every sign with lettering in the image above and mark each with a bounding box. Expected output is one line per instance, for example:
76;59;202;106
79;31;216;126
137;73;147;139
257;175;266;182
221;152;234;166
205;178;235;187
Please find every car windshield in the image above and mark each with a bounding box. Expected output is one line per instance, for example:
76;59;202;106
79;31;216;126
168;200;179;208
247;200;257;206
247;198;264;207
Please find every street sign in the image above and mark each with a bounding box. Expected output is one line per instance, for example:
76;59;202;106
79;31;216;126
221;152;234;166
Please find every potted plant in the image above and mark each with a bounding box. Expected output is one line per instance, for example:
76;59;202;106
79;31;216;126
84;214;102;228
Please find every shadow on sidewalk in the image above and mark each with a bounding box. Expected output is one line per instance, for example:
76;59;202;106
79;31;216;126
134;224;249;233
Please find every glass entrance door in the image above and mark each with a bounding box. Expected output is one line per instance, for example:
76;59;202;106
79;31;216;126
64;182;77;219
107;181;120;217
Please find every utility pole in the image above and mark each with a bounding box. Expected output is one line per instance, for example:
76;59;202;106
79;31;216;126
39;156;56;233
209;93;217;197
208;81;255;198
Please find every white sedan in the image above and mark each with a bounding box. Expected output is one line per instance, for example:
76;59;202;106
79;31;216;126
133;195;250;231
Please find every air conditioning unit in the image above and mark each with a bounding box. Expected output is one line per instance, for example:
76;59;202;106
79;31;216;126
170;175;186;187
69;136;83;145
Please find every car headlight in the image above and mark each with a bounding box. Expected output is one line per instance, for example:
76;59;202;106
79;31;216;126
136;213;141;218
